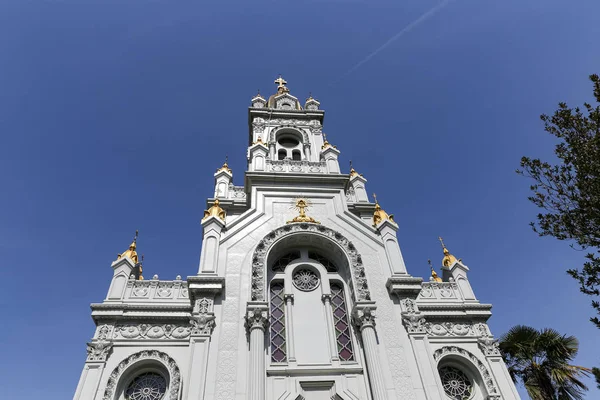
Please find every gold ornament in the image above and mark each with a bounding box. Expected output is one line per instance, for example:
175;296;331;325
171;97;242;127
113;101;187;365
439;237;459;267
203;199;226;222
372;194;394;226
428;259;442;282
116;230;139;264
287;198;320;224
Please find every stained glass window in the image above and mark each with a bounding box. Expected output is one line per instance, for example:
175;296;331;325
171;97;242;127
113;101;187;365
271;251;301;272
439;366;474;400
269;282;287;362
125;372;166;400
330;282;354;361
308;251;337;272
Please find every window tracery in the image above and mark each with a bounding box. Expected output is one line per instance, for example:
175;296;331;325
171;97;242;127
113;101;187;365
308;251;337;272
330;282;354;361
269;282;287;362
292;269;320;291
125;372;166;400
439;366;474;400
271;251;301;272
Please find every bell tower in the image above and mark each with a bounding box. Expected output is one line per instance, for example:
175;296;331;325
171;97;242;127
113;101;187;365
73;76;520;400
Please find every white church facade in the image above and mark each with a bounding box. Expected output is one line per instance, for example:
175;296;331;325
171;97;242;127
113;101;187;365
73;77;520;400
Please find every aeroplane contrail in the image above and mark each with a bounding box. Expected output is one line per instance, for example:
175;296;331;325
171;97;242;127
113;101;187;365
331;0;452;84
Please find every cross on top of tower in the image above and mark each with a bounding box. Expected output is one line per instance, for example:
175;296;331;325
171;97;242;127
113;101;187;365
274;75;287;89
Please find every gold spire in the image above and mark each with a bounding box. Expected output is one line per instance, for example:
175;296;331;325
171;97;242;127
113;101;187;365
203;199;226;222
116;230;139;264
216;156;232;174
321;133;337;150
428;259;442;283
439;237;459;267
287;198;320;224
372;193;394;226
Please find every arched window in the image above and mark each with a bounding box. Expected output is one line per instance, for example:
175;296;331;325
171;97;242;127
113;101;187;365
268;248;356;366
439;366;474;400
125;372;166;400
275;130;304;161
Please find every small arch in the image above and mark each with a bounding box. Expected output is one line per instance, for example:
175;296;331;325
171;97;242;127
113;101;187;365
270;127;310;147
433;346;500;398
278;149;287;160
103;350;181;400
292;150;301;161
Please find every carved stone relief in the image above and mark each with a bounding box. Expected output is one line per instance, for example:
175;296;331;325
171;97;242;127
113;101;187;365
112;324;191;340
102;350;181;400
86;340;113;362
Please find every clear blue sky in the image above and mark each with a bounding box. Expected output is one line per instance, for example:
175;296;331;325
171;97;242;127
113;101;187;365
1;0;599;398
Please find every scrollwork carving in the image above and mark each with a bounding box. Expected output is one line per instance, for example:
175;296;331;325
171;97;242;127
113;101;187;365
402;315;427;334
245;307;269;332
112;324;191;340
86;340;113;362
478;336;501;357
190;313;216;336
352;307;376;330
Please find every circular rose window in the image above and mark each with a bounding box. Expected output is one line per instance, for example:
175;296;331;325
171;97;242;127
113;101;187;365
125;372;167;400
292;269;320;291
439;366;473;400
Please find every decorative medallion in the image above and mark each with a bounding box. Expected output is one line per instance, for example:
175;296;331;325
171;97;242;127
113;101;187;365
292;269;320;291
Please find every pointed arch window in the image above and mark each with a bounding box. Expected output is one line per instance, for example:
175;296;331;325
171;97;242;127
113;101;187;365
269;282;287;362
330;282;354;361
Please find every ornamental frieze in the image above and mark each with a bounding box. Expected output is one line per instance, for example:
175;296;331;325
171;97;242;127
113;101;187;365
112;324;192;340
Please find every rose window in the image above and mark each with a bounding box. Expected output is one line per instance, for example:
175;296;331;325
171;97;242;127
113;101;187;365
125;372;166;400
292;269;319;291
439;366;473;400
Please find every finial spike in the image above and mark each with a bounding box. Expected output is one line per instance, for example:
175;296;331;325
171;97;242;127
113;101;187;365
438;236;446;249
373;193;378;204
349;160;353;169
134;230;139;242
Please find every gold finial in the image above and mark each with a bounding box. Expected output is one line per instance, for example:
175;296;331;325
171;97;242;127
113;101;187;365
372;193;394;226
203;199;226;222
287;197;320;224
439;237;459;267
349;160;358;177
321;133;337;150
307;92;314;101
216;156;232;174
253;135;266;146
116;230;139;264
428;259;442;282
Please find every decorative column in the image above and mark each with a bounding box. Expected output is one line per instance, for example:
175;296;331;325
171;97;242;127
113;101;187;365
245;302;269;400
352;302;387;400
214;162;233;199
320;139;341;174
303;143;311;161
478;330;520;399
322;293;340;363
248;139;269;172
284;294;297;363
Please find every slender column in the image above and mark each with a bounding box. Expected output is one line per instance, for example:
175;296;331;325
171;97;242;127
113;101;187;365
322;294;340;362
284;294;296;362
269;143;276;160
303;144;311;161
353;304;387;400
246;303;269;400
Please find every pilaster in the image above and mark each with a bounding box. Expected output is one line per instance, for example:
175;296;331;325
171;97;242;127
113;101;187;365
348;173;369;202
376;219;408;275
448;261;477;301
106;257;135;301
198;216;225;274
321;146;341;174
245;302;269;400
214;168;233;199
248;141;269;172
352;302;388;400
185;276;224;400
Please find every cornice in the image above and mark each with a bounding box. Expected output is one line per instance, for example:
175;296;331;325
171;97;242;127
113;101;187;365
245;172;350;189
